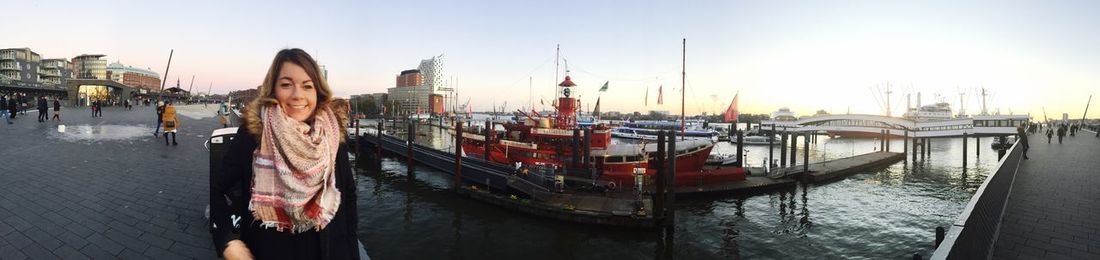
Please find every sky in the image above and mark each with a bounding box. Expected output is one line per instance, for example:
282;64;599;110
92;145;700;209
3;0;1098;119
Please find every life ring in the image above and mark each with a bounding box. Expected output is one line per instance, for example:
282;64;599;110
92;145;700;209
607;181;617;191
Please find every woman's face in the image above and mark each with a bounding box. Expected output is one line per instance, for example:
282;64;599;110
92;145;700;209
274;62;318;122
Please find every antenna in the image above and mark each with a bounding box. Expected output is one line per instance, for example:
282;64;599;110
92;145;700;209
885;82;892;117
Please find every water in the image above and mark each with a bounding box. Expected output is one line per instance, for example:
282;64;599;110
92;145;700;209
50;124;153;142
354;121;1002;259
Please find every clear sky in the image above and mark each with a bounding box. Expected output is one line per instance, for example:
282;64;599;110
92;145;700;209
4;0;1097;119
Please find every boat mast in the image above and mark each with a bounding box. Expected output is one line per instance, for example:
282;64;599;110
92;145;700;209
555;44;560;108
1082;95;1092;125
157;49;173;101
681;38;686;140
885;82;892;117
980;87;988;115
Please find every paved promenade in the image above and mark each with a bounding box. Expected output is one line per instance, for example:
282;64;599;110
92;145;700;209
0;104;226;259
992;130;1100;259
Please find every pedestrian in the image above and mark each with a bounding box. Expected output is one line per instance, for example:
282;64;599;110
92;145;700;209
218;102;230;128
91;100;98;117
153;101;165;135
211;48;359;260
1017;124;1029;160
1;95;9;124
52;98;61;121
36;96;48;122
1046;128;1053;144
162;101;179;146
1057;124;1066;144
19;94;28;115
6;95;17;124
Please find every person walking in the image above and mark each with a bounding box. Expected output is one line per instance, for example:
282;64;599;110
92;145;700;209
37;96;48;122
211;48;359;260
153;101;165;136
1;95;9;124
6;95;17;124
52;98;61;121
1046;128;1053;144
1057;124;1067;144
1017;124;1030;160
19;94;28;115
162;101;179;146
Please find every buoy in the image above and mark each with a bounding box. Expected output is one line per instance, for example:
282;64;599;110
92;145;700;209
58;125;66;133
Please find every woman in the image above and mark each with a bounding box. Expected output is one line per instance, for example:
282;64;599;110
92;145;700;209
211;48;358;260
162;101;179;146
52;98;61;121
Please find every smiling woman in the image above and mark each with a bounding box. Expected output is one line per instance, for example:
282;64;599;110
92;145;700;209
210;48;358;260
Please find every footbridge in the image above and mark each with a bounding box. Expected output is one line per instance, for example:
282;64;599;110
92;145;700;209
761;114;1031;138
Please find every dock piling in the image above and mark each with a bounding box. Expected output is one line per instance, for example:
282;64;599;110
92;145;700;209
485;120;492;161
407;119;416;176
976;137;980;157
736;130;744;167
790;133;797;166
903;130;909;159
769;124;776;171
935;226;946;247
962;133;968;167
886;130;891;152
454;120;463;190
803;133;809;173
377;119;384;172
780;129;788;167
665;130;677;227
654;131;667;226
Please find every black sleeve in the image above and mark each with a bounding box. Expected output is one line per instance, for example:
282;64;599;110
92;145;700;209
337;144;361;260
210;128;256;256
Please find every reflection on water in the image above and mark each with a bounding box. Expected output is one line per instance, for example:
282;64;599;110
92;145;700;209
354;120;1003;259
50;124;151;142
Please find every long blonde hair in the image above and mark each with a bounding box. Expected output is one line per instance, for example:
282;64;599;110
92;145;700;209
242;48;348;142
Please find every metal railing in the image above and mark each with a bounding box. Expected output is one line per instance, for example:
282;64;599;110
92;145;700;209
931;141;1023;259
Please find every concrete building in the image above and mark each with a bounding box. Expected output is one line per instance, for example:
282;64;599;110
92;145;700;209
0;48;42;82
40;58;73;85
106;62;160;91
72;54;108;79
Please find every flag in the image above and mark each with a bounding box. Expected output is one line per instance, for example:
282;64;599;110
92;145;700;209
592;96;601;116
724;92;740;123
645;87;649;106
657;85;664;105
599;81;609;92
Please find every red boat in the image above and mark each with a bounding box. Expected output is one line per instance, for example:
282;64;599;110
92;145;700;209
456;76;745;188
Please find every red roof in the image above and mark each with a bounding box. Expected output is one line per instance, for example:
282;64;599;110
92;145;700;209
558;76;576;87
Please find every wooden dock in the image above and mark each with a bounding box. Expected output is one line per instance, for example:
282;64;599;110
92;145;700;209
769;151;905;183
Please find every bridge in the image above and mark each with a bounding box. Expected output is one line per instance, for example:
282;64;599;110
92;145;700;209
760;114;1031;138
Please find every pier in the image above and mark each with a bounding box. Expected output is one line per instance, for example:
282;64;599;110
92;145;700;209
933;131;1100;259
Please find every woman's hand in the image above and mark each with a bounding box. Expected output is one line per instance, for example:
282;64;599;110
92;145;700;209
223;240;254;260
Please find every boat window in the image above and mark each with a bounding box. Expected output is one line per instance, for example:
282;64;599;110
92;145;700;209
607;156;624;163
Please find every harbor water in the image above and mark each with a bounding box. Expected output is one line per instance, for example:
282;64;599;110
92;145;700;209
353;120;1004;259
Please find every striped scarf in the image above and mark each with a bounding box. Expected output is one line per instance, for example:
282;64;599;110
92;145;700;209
250;104;342;233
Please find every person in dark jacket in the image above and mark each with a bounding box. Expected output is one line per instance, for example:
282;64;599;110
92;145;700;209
37;96;48;122
6;96;17;123
211;48;359;260
153;101;165;135
52;98;61;121
1017;124;1029;159
1057;124;1067;144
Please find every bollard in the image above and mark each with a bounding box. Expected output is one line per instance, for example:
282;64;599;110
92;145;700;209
654;131;666;225
935;226;945;247
454;120;463;190
736;130;744;167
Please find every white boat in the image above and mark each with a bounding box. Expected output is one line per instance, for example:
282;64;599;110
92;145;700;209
706;153;739;166
611;127;719;142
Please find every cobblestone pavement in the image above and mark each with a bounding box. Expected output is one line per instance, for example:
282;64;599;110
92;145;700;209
992;131;1100;259
1;104;230;259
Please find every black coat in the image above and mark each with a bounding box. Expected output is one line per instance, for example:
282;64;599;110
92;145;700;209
211;127;360;260
7;99;16;111
37;98;48;111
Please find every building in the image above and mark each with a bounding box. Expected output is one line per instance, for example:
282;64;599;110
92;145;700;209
386;55;451;116
106;62;160;91
39;59;73;85
0;48;42;82
72;54;108;79
229;88;259;106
